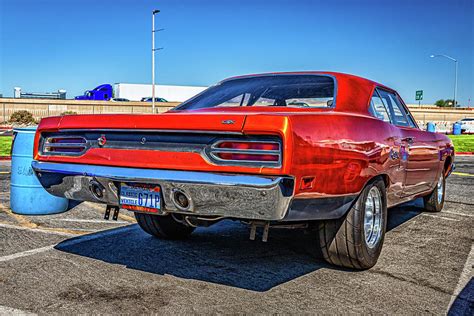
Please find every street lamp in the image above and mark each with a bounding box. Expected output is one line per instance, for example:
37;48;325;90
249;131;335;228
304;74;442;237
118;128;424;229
430;54;458;107
151;9;162;113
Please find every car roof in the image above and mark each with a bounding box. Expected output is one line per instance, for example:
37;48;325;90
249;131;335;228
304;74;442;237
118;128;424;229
222;71;395;113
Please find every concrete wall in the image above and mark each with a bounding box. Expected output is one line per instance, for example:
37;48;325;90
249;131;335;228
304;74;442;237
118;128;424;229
0;98;179;122
1;98;473;126
114;83;207;102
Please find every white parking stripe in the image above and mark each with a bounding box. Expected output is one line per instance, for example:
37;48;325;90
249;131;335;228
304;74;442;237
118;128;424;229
0;305;36;315
53;218;128;224
421;213;460;222
447;244;474;312
0;245;55;263
442;210;474;218
0;223;76;237
0;225;136;264
58;224;137;248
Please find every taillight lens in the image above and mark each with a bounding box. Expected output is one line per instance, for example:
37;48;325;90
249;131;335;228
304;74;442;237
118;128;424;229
217;142;279;151
43;136;88;155
209;140;281;166
216;152;279;162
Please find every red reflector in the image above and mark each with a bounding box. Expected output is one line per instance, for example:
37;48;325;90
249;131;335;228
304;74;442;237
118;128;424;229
217;142;279;151
216;153;279;162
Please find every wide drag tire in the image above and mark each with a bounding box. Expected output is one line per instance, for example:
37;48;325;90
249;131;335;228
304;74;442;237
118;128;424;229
135;213;195;240
318;178;387;269
423;172;445;213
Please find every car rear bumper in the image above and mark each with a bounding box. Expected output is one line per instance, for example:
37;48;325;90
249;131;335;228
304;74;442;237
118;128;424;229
31;161;295;221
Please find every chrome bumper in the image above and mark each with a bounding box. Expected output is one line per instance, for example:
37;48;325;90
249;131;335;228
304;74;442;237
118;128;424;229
31;161;295;221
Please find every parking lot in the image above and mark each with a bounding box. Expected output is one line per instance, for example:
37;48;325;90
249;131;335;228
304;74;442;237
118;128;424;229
0;158;472;314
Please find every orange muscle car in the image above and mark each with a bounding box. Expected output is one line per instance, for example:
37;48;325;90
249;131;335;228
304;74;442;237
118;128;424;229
32;72;454;269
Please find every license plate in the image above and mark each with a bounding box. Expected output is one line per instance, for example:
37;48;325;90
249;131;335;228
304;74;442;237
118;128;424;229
119;183;161;213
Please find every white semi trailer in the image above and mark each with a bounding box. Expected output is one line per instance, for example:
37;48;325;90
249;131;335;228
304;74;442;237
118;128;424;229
114;83;207;102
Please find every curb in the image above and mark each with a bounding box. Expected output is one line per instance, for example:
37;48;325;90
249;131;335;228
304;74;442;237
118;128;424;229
456;152;474;156
0;156;11;161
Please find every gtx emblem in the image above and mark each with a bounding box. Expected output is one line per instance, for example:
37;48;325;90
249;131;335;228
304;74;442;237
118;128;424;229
222;120;235;125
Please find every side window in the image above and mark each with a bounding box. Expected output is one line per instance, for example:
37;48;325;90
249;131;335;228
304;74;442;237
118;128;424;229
368;92;391;123
377;89;415;128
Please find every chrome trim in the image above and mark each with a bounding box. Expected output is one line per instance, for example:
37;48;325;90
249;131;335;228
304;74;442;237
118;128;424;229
31;161;294;221
175;73;338;111
206;139;282;168
58;128;244;135
41;136;89;156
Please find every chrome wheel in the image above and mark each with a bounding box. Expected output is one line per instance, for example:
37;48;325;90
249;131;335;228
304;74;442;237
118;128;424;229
364;186;383;248
437;174;444;205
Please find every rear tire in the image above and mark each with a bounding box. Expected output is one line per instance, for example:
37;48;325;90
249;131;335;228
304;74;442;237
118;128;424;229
135;213;195;239
423;172;445;212
318;178;387;269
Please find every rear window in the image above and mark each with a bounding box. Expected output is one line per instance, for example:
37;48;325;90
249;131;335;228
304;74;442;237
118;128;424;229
175;75;335;110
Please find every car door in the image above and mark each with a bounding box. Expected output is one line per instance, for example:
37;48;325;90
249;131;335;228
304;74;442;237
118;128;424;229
377;89;439;196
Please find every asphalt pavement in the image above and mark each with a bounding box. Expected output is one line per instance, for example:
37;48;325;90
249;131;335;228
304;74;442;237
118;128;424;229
0;158;472;314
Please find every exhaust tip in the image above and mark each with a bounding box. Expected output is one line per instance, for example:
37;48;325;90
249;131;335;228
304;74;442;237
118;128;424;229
171;189;192;211
89;180;105;199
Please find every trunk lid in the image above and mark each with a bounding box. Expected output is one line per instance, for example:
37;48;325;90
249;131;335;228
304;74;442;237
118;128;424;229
56;112;246;133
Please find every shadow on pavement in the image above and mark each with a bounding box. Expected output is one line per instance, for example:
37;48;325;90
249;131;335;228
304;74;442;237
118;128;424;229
55;200;423;292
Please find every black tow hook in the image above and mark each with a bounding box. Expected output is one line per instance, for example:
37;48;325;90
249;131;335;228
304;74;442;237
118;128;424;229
104;204;120;220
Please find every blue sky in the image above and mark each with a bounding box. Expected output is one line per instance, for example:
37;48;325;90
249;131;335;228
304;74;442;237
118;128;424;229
0;0;472;105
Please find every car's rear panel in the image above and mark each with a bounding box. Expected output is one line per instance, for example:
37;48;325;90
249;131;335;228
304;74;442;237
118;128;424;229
34;113;291;176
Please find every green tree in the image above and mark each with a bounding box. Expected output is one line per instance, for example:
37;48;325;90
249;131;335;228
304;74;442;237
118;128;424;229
434;99;456;107
435;99;445;107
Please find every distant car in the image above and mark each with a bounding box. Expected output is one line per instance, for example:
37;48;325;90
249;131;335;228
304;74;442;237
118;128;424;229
456;118;474;134
141;97;168;102
109;98;130;102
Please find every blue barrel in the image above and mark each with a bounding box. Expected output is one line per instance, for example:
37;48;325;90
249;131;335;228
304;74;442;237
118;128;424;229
427;122;436;133
10;126;69;215
453;122;462;135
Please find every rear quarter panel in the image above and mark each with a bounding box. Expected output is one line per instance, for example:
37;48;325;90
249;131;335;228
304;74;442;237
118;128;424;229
283;112;398;197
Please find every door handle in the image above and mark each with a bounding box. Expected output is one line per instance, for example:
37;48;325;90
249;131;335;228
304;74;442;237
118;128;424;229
401;136;415;144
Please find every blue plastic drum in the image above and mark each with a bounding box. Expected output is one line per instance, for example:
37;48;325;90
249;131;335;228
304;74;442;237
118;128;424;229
427;122;436;133
10;126;69;215
453;122;462;135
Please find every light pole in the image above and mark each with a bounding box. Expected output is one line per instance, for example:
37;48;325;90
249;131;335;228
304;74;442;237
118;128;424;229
151;9;161;113
430;54;458;107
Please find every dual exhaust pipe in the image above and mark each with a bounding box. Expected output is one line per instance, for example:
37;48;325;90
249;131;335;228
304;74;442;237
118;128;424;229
88;179;192;212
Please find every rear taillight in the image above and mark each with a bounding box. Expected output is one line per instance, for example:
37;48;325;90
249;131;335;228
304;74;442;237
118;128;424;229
42;136;88;155
208;140;281;167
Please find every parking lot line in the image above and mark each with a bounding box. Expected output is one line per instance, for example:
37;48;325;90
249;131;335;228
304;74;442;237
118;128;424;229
447;244;474;312
53;218;129;224
442;210;474;218
0;305;35;315
87;202;136;223
57;224;137;248
452;172;474;177
0;245;55;263
421;213;461;222
0;203;38;229
0;222;77;237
